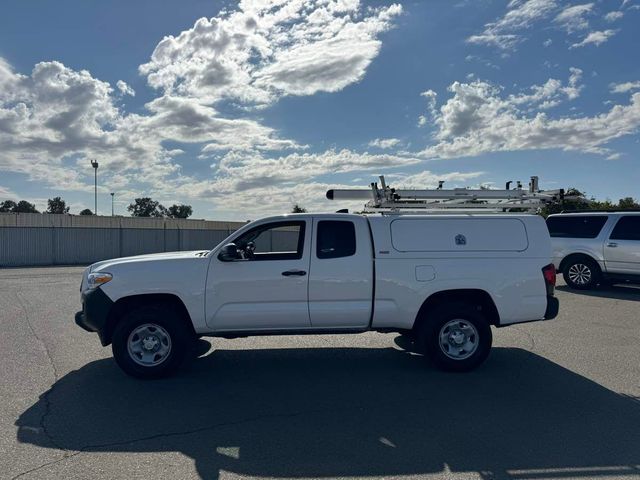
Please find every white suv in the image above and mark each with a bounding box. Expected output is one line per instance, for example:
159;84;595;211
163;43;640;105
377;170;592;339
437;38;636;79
547;212;640;289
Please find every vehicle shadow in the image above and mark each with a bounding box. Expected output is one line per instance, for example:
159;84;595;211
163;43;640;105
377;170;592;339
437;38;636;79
16;346;640;479
557;283;640;302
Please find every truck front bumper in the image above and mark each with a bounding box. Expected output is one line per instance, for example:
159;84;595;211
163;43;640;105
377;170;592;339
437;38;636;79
75;288;114;346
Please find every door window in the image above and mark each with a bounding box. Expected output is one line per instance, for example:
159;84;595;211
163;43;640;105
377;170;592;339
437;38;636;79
234;221;306;260
610;216;640;241
316;221;356;259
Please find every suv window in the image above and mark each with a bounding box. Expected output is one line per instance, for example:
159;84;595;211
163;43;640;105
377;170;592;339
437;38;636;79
316;220;356;259
235;221;305;260
610;216;640;241
546;215;608;239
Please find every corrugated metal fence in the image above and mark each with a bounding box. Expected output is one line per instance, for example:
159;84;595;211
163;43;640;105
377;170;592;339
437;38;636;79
0;213;247;267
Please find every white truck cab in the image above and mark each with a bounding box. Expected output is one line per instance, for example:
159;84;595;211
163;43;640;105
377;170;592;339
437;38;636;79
76;211;558;378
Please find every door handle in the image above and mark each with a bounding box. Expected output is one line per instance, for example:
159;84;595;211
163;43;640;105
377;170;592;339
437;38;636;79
282;269;307;276
607;242;618;248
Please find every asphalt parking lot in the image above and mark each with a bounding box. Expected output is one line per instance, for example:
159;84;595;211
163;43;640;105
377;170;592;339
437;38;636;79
0;266;639;480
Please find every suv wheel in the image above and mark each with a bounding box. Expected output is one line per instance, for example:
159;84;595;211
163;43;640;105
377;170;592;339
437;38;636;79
417;304;492;372
112;305;192;379
563;257;600;290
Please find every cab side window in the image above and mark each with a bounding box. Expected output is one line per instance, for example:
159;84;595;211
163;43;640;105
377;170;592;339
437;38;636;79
316;221;356;259
610;216;640;241
235;221;306;260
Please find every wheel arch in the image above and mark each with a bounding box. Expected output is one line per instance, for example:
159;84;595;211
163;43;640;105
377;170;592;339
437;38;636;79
104;293;196;346
558;252;601;274
413;289;500;331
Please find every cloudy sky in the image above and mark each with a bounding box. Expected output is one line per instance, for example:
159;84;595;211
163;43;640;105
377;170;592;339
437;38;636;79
0;0;639;219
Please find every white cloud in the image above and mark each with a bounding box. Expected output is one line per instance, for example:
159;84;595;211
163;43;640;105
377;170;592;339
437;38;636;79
421;89;438;107
0;58;301;194
116;80;135;96
3;1;638;218
206;181;368;217
470;1;630;51
139;1;402;106
418;73;640;160
0;184;17;199
383;170;485;188
570;29;617;48
565;67;584;99
490;0;557;31
418;89;438;126
604;10;624;22
171;168;487;217
0;1;403;202
467;0;558;50
161;148;474;216
543;38;553;46
610;81;640;93
368;138;401;149
505;69;582;109
0;60;123;191
467;33;520;50
173;148;423;197
554;3;594;33
141;95;300;150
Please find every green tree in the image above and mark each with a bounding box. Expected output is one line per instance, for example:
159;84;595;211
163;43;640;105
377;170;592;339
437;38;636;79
167;204;193;219
618;197;639;210
46;196;70;214
539;190;639;217
539;188;596;217
13;200;39;213
292;204;307;213
127;197;167;217
79;208;93;215
0;200;17;212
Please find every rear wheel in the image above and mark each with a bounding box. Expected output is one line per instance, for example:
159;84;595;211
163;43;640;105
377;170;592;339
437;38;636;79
563;257;600;290
417;304;492;372
112;304;193;379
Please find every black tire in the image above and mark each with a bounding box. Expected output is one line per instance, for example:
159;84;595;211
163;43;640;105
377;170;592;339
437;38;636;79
562;256;600;290
416;304;492;372
112;304;193;379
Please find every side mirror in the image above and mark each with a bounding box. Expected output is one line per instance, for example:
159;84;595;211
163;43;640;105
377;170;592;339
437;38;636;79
218;243;240;262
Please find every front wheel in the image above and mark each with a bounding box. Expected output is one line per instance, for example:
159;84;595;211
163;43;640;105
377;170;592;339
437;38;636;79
112;305;192;379
417;304;492;372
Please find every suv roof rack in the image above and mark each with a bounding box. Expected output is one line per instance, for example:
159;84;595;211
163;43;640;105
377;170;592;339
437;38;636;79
327;176;585;214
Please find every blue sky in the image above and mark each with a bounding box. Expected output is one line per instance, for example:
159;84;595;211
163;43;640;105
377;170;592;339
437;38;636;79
0;0;638;219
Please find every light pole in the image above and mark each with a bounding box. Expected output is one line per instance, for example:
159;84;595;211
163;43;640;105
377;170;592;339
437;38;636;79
90;159;99;215
110;192;114;216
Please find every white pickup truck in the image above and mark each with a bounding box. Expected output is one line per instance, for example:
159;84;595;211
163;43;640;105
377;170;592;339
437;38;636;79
76;212;558;378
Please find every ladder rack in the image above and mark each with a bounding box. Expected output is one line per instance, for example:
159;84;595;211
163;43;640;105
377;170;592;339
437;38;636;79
326;176;584;214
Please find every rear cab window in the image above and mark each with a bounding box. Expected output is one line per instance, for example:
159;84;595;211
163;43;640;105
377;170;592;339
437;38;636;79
316;220;356;259
546;215;608;239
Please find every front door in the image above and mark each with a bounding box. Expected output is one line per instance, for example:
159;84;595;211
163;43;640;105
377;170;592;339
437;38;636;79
604;215;640;275
206;220;312;331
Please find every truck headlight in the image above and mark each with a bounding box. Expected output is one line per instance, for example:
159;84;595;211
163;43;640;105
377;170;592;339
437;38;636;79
87;272;112;290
